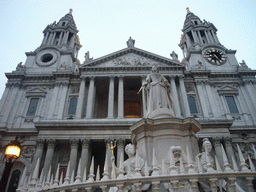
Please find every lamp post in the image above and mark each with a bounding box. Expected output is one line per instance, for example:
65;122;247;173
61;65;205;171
0;137;21;192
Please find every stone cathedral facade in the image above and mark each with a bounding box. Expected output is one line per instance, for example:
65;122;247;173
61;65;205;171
0;9;256;191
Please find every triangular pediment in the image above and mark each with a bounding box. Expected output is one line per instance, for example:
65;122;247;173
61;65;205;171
80;47;184;68
217;85;238;95
26;87;47;97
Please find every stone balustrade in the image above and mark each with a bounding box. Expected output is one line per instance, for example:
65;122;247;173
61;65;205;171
17;144;256;192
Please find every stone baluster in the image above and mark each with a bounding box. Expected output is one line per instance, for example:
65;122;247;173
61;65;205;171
228;177;236;191
31;139;45;171
81;139;90;179
170;180;180;192
209;178;218;192
76;77;86;118
170;76;181;117
152;181;160;192
190;179;199;192
69;139;79;174
86;76;96;119
43;139;55;178
246;177;254;192
179;76;191;117
107;76;115;118
118;76;124;118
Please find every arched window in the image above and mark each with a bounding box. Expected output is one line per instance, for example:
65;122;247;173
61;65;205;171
68;97;77;115
188;96;198;114
7;170;21;192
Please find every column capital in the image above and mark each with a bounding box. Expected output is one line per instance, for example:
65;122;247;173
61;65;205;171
116;138;125;147
46;139;55;149
36;139;45;149
212;136;222;146
223;136;232;145
70;138;79;149
169;75;176;80
81;138;90;149
109;75;115;79
118;75;124;80
89;76;95;80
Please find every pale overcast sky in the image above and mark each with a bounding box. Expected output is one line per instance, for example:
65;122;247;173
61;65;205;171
0;0;255;98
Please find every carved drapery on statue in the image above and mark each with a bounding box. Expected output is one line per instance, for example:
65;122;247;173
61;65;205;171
143;64;174;118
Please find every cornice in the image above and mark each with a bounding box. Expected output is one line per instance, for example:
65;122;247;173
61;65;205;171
81;47;184;67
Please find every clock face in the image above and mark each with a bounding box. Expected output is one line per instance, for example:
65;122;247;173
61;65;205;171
204;48;226;65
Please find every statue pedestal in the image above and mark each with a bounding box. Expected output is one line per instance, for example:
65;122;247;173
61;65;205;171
130;118;201;166
147;108;175;119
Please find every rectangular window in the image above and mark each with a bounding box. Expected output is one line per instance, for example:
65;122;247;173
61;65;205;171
225;96;239;114
26;98;39;116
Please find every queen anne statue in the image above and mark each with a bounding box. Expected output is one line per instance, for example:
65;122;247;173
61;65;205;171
143;64;175;118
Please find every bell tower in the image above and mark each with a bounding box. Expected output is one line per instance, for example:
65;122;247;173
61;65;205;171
179;8;239;72
24;9;82;73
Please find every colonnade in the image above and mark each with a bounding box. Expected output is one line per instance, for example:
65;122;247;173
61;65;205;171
76;75;192;119
31;138;126;177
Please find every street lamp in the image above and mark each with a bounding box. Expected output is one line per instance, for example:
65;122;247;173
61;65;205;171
0;137;21;192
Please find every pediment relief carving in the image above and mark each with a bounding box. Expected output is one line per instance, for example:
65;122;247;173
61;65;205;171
26;87;47;97
217;85;238;95
81;51;182;68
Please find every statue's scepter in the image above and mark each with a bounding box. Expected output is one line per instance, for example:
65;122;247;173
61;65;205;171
107;140;117;179
137;85;144;94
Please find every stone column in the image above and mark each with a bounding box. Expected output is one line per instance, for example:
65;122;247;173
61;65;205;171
191;30;199;44
118;76;124;118
206;31;214;44
47;83;60;119
1;84;20;126
46;33;53;45
170;76;181;117
42;32;49;45
211;30;220;44
43;139;55;177
141;76;147;118
185;33;192;47
50;32;56;45
58;32;64;46
31;139;45;171
223;137;236;164
76;77;86;119
81;139;90;179
57;83;69;119
69;139;79;174
0;84;11;115
205;82;219;117
195;80;209;118
86;77;96;119
204;31;211;44
212;137;223;169
107;76;115;118
105;139;112;176
116;139;125;168
196;31;203;44
240;85;256;123
179;76;191;117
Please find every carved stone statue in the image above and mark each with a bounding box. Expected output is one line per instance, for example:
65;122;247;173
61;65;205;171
124;144;147;176
196;138;215;192
84;51;93;62
16;62;25;71
239;60;248;68
143;64;174;118
170;51;178;61
126;37;135;47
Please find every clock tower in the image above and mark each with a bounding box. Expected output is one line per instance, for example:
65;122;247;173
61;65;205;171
179;8;239;72
24;9;82;74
